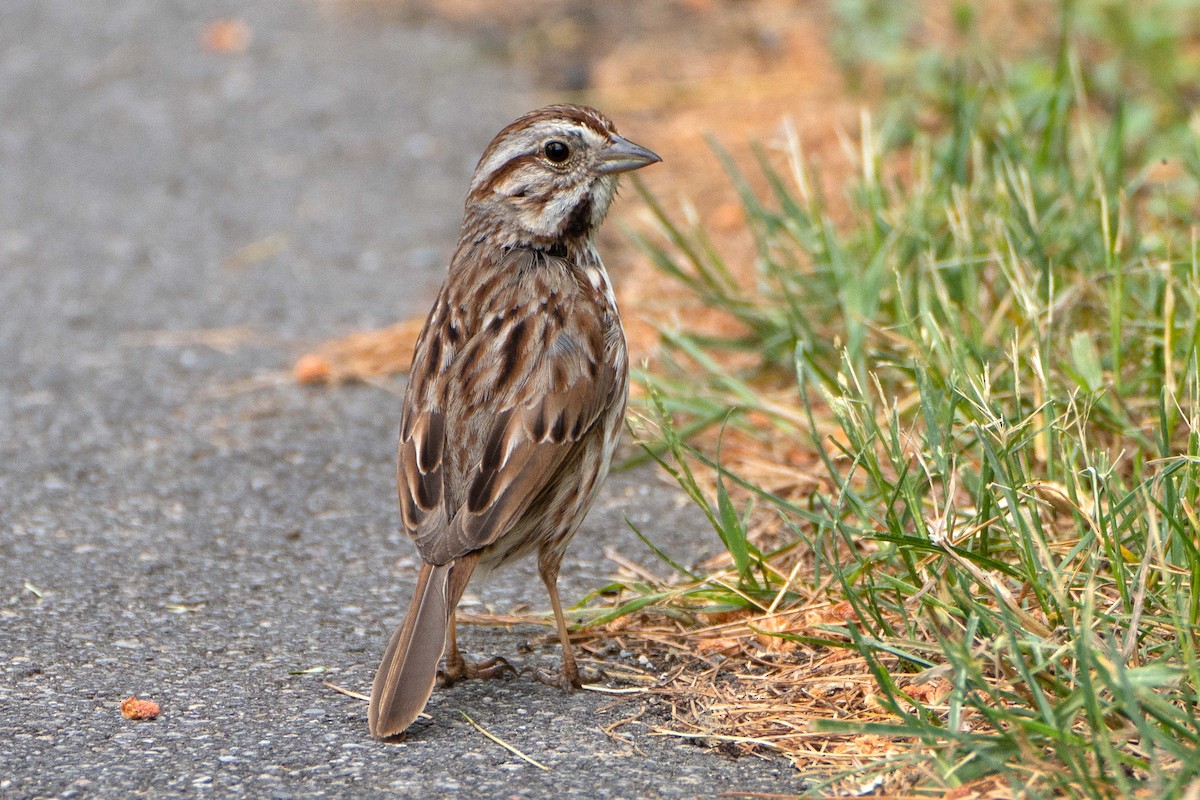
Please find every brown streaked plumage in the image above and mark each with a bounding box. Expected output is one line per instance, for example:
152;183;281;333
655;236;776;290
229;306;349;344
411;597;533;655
368;105;660;739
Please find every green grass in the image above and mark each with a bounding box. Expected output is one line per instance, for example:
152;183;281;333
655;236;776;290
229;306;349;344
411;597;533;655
618;1;1200;796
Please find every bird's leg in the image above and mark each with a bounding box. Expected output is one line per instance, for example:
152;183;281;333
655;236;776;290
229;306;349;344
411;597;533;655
438;609;515;687
533;551;601;690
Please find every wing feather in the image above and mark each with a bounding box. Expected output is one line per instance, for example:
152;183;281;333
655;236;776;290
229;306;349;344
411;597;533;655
397;248;622;566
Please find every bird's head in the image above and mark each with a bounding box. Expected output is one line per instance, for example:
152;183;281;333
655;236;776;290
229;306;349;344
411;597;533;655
463;104;660;251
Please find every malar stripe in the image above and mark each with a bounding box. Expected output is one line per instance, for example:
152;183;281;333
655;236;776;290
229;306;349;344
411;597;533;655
558;196;593;242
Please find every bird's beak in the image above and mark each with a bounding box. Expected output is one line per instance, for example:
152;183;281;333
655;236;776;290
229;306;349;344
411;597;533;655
596;134;662;175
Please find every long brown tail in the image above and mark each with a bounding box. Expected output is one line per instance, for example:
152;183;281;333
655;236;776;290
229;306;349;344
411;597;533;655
368;555;478;738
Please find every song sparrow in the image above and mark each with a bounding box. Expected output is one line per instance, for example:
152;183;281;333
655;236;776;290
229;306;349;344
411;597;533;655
368;105;660;739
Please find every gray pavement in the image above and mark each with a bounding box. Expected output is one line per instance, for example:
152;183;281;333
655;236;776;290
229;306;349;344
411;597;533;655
0;2;803;797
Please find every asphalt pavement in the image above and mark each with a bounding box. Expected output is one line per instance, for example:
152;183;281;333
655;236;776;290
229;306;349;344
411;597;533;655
0;2;804;797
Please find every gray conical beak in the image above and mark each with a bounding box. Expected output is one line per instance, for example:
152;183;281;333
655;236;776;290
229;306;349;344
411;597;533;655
596;134;662;175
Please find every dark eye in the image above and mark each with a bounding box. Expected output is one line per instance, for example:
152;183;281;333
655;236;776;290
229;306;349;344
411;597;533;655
543;140;570;163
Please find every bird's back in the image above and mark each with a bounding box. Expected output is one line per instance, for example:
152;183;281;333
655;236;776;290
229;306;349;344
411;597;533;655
397;245;628;570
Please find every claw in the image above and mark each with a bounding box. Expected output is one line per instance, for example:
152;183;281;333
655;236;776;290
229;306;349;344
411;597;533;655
532;666;578;692
438;655;517;687
532;662;602;691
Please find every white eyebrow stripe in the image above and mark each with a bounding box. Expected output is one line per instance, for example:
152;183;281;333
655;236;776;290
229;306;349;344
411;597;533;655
472;138;530;190
470;121;608;191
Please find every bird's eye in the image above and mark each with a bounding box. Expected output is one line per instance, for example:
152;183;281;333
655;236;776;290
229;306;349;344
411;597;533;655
543;140;570;163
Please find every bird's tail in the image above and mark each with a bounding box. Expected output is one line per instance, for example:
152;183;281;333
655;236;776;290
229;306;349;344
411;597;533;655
368;555;478;738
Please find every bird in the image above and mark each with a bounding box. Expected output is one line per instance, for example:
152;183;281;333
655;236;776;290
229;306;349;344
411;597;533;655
368;104;660;739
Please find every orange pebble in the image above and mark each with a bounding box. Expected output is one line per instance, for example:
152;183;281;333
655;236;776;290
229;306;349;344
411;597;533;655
202;19;251;53
293;353;332;385
120;696;161;720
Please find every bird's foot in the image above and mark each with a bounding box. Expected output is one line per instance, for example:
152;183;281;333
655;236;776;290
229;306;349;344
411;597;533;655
438;655;516;687
532;662;602;692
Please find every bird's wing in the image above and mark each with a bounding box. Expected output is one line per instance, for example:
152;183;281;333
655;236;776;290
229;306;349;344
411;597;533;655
397;249;623;565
